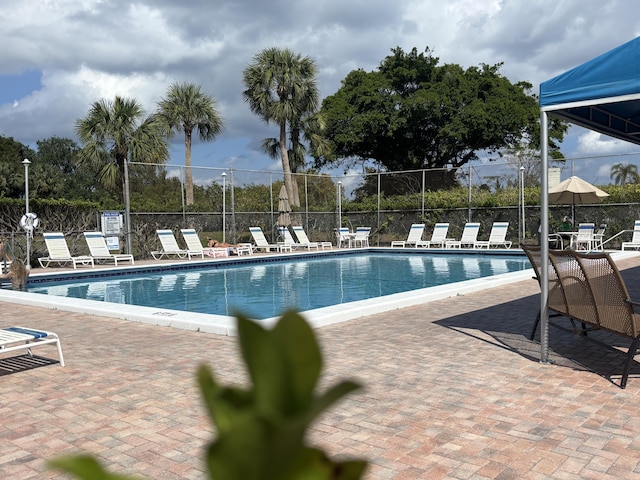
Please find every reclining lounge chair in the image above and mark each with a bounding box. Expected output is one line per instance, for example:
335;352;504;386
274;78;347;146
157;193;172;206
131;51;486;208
151;230;189;259
250;227;291;253
83;232;134;266
0;326;65;367
38;232;94;269
391;223;425;248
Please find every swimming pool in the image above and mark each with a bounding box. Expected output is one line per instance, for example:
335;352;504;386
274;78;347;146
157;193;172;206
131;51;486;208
0;250;535;334
27;251;530;319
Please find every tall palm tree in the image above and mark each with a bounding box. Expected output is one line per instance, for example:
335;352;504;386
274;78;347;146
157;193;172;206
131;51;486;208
242;47;319;207
75;96;169;203
610;162;640;186
262;112;332;203
157;82;224;205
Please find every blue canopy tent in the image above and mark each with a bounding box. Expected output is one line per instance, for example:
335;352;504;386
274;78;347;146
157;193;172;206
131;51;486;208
538;36;640;362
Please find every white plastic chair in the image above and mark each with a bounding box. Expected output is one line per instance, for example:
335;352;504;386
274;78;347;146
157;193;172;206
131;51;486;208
38;232;94;269
445;223;480;249
336;227;352;248
391;224;425;247
292;225;332;250
573;223;595;251
278;226;317;250
353;227;371;247
151;230;188;259
622;220;640;250
83;232;134;265
474;222;512;249
250;227;291;252
417;223;450;248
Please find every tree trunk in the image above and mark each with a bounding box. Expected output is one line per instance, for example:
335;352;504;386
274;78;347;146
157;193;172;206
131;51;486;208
185;130;194;205
280;122;297;208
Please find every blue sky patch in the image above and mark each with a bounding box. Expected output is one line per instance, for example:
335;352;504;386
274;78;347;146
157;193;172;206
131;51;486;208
0;70;42;106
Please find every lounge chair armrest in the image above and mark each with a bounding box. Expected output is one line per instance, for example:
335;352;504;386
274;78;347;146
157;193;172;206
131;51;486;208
625;299;640;310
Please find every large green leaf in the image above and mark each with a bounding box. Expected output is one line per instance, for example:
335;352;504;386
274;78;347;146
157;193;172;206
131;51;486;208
271;311;323;410
236;314;290;418
48;455;144;480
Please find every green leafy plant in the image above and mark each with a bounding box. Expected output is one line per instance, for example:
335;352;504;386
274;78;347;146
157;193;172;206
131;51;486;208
50;312;367;480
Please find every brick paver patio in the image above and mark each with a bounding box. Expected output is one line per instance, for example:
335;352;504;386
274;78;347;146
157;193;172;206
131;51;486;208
2;255;640;479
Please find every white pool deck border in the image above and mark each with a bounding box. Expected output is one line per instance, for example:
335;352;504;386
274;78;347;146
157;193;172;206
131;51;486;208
1;248;636;336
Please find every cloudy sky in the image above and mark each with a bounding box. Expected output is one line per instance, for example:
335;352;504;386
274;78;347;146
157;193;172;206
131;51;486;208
1;0;639;184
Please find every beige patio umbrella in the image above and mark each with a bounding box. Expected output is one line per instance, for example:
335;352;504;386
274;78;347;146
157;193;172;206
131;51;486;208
276;184;291;227
548;175;609;226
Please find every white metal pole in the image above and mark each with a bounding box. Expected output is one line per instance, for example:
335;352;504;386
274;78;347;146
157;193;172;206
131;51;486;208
123;158;133;255
337;181;342;231
540;110;550;364
221;172;227;243
520;165;525;244
22;159;31;269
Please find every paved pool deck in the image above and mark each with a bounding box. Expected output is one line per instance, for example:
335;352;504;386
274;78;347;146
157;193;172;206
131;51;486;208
2;253;640;479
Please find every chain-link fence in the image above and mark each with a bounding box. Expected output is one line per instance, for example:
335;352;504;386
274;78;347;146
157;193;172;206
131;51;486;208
4;153;640;265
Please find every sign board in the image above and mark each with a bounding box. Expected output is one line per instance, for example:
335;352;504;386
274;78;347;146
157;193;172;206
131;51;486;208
101;211;123;236
548;167;561;189
105;236;120;251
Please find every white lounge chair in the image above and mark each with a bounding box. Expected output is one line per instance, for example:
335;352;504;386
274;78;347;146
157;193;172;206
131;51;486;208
353;226;371;247
417;223;450;248
474;222;512;249
83;232;134;265
38;232;94;269
249;227;291;252
622;220;640;250
151;230;189;259
446;222;481;248
278;226;318;250
391;223;425;247
0;326;65;366
180;229;229;259
292;225;332;250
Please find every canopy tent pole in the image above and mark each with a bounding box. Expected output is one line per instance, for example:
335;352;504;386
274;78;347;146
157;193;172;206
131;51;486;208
539;110;550;364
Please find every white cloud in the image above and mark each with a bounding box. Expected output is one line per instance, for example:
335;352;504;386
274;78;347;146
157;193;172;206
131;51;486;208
1;0;640;175
575;130;634;156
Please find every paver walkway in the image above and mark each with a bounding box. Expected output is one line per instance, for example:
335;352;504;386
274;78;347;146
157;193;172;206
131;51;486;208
2;255;640;479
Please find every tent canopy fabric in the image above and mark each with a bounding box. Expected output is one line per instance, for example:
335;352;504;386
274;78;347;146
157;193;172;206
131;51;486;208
540;36;640;146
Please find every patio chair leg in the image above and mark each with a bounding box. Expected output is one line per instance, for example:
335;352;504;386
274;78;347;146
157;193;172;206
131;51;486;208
620;335;640;389
529;311;540;340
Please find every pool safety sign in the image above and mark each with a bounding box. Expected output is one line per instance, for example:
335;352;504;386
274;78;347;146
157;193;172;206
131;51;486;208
101;211;123;235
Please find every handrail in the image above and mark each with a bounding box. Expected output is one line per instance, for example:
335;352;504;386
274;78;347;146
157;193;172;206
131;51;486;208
601;229;633;247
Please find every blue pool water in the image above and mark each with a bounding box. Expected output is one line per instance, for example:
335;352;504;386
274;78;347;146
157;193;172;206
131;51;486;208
27;252;531;320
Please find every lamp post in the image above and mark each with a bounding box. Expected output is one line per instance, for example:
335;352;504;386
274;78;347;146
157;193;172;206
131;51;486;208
221;172;227;243
520;166;525;245
22;159;31;269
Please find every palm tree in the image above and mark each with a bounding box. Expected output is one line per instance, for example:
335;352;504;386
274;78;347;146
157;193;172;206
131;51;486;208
610;162;640;186
262;112;332;203
157;83;224;205
242;47;319;207
75;96;169;203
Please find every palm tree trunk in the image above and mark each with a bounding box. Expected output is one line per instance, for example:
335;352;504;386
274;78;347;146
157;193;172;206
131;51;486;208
280;121;296;208
185;130;194;205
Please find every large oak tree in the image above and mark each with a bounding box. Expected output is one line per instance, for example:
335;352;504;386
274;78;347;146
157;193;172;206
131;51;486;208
317;47;566;183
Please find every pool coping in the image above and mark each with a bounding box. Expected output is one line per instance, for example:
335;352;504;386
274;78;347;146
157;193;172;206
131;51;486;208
1;248;635;336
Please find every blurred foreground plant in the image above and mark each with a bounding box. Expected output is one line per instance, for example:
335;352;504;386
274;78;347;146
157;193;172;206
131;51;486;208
50;311;367;480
